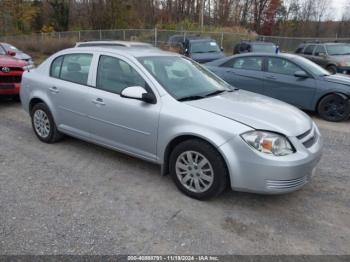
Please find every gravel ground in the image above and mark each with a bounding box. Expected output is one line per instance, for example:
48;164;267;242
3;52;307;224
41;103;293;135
0;99;349;255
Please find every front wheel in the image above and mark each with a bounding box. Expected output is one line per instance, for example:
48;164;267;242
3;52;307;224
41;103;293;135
31;103;63;143
317;94;350;122
169;139;228;200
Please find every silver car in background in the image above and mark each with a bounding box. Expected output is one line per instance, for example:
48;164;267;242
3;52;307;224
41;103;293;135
20;47;323;199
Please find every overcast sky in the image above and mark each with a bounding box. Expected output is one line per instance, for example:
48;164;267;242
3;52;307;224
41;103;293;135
333;0;348;20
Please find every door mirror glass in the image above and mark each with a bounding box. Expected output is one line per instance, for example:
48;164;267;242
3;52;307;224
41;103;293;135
121;86;156;104
294;70;308;78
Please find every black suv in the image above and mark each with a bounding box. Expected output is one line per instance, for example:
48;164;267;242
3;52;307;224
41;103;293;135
295;42;350;74
233;41;277;54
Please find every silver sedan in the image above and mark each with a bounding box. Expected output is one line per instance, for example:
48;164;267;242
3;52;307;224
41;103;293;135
20;47;323;199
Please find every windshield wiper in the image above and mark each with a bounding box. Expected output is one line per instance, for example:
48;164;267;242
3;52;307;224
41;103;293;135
178;95;205;101
203;90;226;97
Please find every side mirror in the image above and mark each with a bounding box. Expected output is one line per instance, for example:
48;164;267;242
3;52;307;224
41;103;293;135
121;86;156;104
220;47;224;52
294;70;308;78
7;50;16;56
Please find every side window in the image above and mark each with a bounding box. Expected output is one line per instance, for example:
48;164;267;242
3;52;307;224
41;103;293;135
96;55;146;95
50;56;63;78
304;45;316;55
59;54;93;85
314;45;326;55
268;58;302;76
223;57;263;71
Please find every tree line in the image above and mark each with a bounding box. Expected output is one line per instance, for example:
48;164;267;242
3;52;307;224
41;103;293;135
1;0;350;37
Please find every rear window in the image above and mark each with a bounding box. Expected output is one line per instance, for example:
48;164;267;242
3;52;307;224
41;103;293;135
295;45;305;54
304;45;316;55
252;44;276;53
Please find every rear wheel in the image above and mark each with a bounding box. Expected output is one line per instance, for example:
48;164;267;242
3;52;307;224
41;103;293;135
31;103;63;143
317;94;350;122
169;139;228;200
326;65;337;75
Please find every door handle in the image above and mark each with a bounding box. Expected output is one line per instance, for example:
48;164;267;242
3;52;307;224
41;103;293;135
49;86;59;93
92;98;106;106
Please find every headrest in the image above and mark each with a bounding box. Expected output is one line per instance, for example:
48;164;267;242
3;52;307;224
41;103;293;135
67;62;81;72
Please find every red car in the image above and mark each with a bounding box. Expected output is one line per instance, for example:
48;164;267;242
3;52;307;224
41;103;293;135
0;50;29;98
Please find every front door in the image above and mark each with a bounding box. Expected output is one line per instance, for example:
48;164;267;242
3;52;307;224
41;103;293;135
88;54;160;161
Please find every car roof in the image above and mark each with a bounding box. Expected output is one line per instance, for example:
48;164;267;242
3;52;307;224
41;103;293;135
240;41;275;45
75;40;153;47
65;46;180;58
302;42;348;46
206;52;299;66
187;38;214;42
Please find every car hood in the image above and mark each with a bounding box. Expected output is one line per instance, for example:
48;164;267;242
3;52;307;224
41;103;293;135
14;52;31;60
190;52;225;63
0;55;27;67
322;74;350;87
185;90;312;137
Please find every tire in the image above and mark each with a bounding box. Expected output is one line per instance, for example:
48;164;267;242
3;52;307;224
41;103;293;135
30;103;63;143
317;94;350;122
326;65;337;75
169;139;228;200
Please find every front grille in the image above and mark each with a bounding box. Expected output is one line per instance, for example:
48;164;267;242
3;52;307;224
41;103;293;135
297;127;317;148
266;176;307;190
0;66;23;72
0;75;22;83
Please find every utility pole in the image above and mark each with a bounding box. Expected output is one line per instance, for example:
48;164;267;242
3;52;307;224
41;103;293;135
200;0;204;31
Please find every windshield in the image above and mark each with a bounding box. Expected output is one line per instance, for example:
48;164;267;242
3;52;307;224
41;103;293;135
292;56;330;76
2;43;20;52
138;56;231;100
190;41;220;53
253;44;276;53
326;44;350;55
0;46;5;55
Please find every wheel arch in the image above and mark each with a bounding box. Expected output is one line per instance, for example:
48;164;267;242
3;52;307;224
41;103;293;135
161;135;230;184
316;92;350;112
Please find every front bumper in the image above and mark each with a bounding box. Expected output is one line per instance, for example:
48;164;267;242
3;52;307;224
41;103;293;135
0;83;20;96
219;125;323;194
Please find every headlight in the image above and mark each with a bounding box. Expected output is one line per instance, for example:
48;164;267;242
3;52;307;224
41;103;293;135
22;64;34;71
241;131;295;156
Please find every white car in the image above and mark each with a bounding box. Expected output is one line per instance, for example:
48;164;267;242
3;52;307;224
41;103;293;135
75;40;156;49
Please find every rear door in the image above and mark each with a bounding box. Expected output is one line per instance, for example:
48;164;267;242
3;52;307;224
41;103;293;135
312;45;328;68
48;52;94;138
210;56;265;93
262;57;317;110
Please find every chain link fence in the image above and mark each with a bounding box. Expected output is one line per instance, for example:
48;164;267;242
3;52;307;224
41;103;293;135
2;28;350;55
